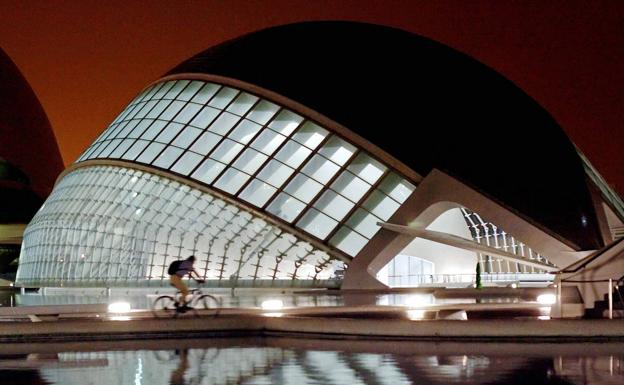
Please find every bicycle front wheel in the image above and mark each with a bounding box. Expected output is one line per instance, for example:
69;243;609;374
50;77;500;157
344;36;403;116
198;294;221;317
152;295;177;318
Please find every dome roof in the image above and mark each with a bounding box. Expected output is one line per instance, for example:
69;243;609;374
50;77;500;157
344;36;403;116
0;48;64;199
168;21;602;250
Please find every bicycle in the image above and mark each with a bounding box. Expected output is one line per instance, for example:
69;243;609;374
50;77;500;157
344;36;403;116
151;281;221;318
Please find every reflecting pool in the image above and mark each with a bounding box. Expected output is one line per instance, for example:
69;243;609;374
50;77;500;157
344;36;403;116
0;339;622;385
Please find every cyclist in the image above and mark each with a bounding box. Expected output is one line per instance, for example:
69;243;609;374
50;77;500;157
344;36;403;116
167;255;204;310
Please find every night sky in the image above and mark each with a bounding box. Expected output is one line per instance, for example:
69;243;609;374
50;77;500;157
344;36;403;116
0;1;622;195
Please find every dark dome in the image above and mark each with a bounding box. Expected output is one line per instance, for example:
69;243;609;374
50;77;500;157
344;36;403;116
0;48;64;221
168;21;602;250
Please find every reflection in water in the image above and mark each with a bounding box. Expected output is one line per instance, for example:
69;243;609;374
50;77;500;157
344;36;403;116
0;340;623;385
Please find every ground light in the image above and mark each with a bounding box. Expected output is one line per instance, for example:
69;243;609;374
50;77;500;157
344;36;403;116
261;299;284;317
537;294;557;305
108;302;132;320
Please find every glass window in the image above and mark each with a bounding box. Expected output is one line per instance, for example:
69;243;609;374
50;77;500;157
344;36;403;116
155;122;184;144
284;174;323;203
313;190;354;221
378;173;416;204
268;109;303;135
363;190;400;221
347;153;386;184
331;171;371;202
122;140;150;160
116;119;140;139
232;148;268;174
318;136;357;166
247;100;279;125
226;92;258;116
251;129;286;155
266;193;306;222
170;151;203;175
134;100;159;119
292;121;328;150
239;179;277;207
208;87;238;109
275;141;312;168
191;83;220;104
301;154;341;184
210;139;243;164
108;139;134;158
145;100;170;119
191;159;226;185
172;126;202;148
136;142;166;164
296;209;338;240
329;227;368;257
189;105;219;129
228;119;262;144
177;81;203;101
152;81;175;99
159;100;186;121
163;80;189;99
140;120;167;140
152;146;184;169
214;168;250;195
256;160;294;187
345;208;381;239
190;131;221;155
98;139;122;158
172;103;201;124
208;112;240;135
129;119;154;139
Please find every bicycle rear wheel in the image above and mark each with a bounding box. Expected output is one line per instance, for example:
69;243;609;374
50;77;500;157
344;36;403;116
197;294;221;317
152;295;177;318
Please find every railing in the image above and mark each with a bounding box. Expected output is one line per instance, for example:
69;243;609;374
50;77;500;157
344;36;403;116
386;273;553;287
557;275;624;319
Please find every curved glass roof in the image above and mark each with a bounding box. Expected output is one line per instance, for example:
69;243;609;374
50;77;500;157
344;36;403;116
76;79;416;258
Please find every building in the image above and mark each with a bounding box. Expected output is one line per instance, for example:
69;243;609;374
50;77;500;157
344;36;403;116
15;22;624;290
0;48;64;283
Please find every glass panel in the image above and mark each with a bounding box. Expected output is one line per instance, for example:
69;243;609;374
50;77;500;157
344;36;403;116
177;80;203;101
152;146;184;169
214;168;250;195
246;100;279;125
292;121;328;150
232;148;268;174
226;92;258;116
170;151;203;175
266;193;306;222
172;103;201;124
301;154;341;184
228;119;262;145
191;83;220;104
190;131;221;155
296;209;338;240
159;100;186;121
145;100;171;119
256;160;294;188
275;140;312;168
98;139;121;158
378;173;416;204
155;122;184;144
345;208;381;239
331;171;371;202
313;190;354;221
140;120;167;140
136;100;160;119
136;142;166;164
268;109;303;135
189;105;220;129
108;139;134;158
191;159;226;185
129;119;154;139
347;153;387;184
172;126;202;148
122;140;150;160
330;227;368;257
318;136;357;166
210;139;243;164
208;112;240;135
239;179;277;207
163;80;189;99
152;81;175;99
363;190;401;221
251;129;286;155
284;174;323;203
208;87;238;109
116;119;140;139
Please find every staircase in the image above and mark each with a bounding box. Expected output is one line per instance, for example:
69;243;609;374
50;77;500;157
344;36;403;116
585;281;624;318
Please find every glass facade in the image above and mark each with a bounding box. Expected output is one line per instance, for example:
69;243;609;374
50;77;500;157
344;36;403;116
17;79;416;287
17;166;343;287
